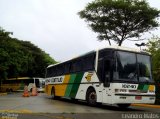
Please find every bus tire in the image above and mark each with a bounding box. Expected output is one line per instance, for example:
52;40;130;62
71;98;78;103
117;104;131;108
86;88;97;106
51;87;59;99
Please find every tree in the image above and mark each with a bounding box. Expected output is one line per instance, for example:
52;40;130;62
0;27;56;80
146;36;160;104
146;36;160;82
78;0;160;46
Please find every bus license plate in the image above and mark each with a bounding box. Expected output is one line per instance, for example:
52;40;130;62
135;96;142;100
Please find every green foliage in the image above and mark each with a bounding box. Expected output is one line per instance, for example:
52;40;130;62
146;36;160;104
0;27;56;80
78;0;160;46
146;36;160;81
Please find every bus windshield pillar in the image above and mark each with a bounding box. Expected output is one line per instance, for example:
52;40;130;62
104;59;112;87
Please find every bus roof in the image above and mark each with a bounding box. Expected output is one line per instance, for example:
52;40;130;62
97;46;143;53
7;77;44;80
47;46;149;68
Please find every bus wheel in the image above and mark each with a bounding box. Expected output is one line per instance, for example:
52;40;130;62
51;87;56;99
71;98;78;103
117;104;131;108
86;88;97;106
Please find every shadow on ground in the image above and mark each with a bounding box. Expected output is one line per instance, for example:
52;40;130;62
44;96;145;112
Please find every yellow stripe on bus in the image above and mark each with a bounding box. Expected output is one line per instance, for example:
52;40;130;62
149;85;155;91
48;75;70;96
63;75;70;84
47;85;53;95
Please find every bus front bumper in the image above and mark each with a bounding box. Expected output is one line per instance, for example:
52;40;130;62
112;94;156;104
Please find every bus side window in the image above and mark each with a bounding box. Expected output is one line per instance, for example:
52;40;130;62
64;62;70;74
35;79;40;88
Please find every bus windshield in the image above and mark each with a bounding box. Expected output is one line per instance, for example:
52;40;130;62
116;51;153;83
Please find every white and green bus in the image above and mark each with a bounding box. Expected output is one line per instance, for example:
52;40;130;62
45;46;155;108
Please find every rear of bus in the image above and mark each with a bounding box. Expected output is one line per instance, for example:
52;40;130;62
29;78;45;92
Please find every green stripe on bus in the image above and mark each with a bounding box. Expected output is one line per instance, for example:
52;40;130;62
143;85;149;91
69;72;84;98
64;74;76;97
137;84;149;91
137;84;144;90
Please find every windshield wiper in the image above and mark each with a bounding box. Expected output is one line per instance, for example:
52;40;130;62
139;77;152;84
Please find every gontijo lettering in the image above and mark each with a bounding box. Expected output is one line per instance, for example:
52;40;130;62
51;77;63;83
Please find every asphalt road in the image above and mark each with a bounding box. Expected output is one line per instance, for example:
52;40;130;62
0;92;160;119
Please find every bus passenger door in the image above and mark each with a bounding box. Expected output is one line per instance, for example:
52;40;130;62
102;59;112;104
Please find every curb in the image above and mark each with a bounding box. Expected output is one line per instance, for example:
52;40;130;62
131;104;160;108
0;109;32;113
0;93;7;96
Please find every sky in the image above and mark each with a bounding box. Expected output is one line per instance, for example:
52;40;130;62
0;0;160;62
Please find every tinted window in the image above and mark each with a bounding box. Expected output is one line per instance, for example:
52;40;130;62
64;62;70;74
56;65;64;76
69;53;95;72
35;79;40;88
137;54;153;83
99;49;113;59
46;67;53;77
46;52;96;77
117;51;137;81
72;59;83;72
83;54;95;71
97;49;114;82
24;79;34;85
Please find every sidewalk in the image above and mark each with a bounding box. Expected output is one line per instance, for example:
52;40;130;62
131;104;160;108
